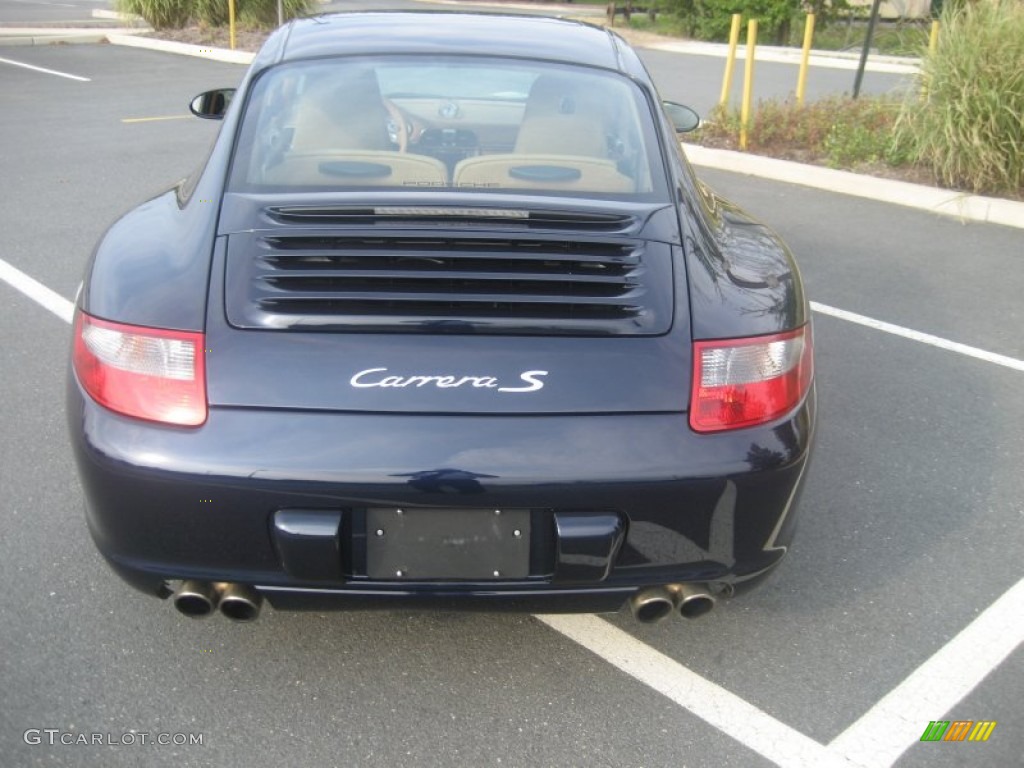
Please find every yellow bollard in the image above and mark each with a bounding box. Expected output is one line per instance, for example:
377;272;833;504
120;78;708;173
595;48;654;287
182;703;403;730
228;0;236;51
922;20;940;98
719;14;743;107
796;13;815;107
739;20;757;151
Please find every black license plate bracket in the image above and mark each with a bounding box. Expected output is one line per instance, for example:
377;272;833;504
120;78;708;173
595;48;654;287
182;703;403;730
366;507;530;580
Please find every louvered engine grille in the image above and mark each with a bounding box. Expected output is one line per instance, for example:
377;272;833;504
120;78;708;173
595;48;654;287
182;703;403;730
225;228;673;335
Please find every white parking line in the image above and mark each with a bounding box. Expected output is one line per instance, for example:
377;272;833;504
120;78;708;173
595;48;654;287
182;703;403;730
828;577;1024;767
2;258;1021;767
0;55;91;82
5;257;1018;376
0;258;73;323
539;578;1024;767
812;302;1024;373
536;614;846;768
121;115;192;124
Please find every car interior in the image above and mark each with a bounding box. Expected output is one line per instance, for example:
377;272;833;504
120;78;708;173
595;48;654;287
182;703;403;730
241;59;654;195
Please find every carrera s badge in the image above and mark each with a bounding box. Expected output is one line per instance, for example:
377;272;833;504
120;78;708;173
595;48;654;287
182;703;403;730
350;368;548;393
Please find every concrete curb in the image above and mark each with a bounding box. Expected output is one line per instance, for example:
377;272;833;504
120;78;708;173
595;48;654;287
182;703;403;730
0;33;108;45
683;144;1024;230
646;39;920;74
106;32;254;64
0;27;141;45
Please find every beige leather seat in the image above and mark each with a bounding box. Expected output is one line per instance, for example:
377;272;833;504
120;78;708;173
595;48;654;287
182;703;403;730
453;154;633;192
289;67;392;152
452;74;634;192
256;66;448;187
513;75;609;157
260;150;448;187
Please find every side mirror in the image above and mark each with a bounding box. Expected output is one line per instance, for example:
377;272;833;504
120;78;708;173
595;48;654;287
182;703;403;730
662;102;701;134
189;88;236;120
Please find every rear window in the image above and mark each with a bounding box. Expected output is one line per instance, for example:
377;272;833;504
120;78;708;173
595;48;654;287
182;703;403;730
228;56;667;199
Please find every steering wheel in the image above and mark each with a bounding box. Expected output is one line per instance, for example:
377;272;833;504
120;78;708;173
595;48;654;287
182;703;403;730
383;100;407;152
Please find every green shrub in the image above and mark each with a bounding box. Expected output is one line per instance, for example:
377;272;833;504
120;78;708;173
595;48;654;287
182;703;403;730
819;98;901;168
192;0;227;26
657;0;848;44
894;0;1024;195
116;0;191;29
237;0;313;28
698;96;904;169
703;0;798;43
808;18;930;56
118;0;313;29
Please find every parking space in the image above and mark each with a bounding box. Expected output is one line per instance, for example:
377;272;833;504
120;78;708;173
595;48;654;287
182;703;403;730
0;45;240;297
605;314;1024;734
697;169;1024;358
0;0;108;25
1;42;1021;768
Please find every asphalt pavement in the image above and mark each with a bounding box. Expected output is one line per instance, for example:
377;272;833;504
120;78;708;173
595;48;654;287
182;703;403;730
0;0;111;26
0;37;1022;768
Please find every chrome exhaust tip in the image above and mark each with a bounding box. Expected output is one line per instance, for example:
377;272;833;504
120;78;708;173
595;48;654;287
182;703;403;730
218;583;263;622
172;580;220;618
668;583;716;619
629;586;676;624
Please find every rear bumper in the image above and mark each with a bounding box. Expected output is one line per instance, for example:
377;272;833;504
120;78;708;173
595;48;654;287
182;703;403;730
68;374;814;613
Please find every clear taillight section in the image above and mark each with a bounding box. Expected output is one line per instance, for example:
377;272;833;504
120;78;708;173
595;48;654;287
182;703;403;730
690;325;813;433
72;311;207;427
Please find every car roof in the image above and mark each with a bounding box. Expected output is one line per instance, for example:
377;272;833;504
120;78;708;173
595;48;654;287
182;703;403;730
269;12;632;73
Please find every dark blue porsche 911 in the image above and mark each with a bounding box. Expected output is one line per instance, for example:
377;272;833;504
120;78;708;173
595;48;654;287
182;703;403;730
67;12;815;624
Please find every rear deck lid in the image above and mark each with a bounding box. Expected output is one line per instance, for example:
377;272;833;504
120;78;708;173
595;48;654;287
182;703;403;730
206;199;691;414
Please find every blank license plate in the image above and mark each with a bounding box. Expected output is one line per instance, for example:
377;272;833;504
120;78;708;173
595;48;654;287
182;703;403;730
366;507;530;580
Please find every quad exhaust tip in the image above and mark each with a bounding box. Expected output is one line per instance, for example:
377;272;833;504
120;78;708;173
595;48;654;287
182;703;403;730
171;581;262;622
217;583;263;622
172;579;709;624
630;586;676;624
629;583;716;624
172;580;220;618
669;583;716;619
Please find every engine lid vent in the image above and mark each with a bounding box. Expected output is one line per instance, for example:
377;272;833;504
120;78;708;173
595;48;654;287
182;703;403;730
225;223;673;336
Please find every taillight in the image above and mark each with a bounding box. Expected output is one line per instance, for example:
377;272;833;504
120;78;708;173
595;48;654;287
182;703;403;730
690;325;813;433
72;311;207;427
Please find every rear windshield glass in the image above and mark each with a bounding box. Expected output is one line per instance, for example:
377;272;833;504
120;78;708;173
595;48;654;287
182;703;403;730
228;56;667;199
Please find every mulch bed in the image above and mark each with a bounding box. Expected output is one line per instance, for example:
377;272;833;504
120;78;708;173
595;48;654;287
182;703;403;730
144;25;270;52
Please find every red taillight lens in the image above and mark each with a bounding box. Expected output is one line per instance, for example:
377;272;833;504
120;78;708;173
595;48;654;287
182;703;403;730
72;311;207;427
690;325;813;433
